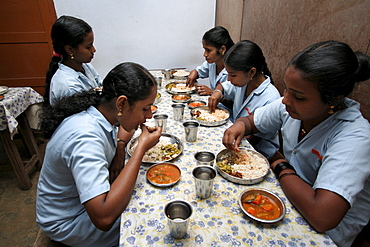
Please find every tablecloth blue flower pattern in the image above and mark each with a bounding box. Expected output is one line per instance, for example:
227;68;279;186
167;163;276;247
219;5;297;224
120;80;336;247
0;87;44;137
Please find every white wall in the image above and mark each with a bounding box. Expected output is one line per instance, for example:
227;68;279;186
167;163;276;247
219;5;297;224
53;0;216;78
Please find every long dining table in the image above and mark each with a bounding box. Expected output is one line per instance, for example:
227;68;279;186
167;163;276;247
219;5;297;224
119;77;336;246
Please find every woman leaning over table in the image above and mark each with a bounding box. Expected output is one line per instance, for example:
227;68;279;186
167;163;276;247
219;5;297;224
186;26;235;101
209;40;281;159
36;62;161;247
44;15;102;106
222;40;370;247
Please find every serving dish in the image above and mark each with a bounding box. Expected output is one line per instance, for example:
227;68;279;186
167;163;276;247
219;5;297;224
172;69;190;80
171;93;191;103
187;100;206;109
127;133;183;165
146;162;181;187
155;92;161;104
190;106;230;127
238;188;286;223
215;148;269;185
0;86;9;95
151;105;158;114
165;82;196;94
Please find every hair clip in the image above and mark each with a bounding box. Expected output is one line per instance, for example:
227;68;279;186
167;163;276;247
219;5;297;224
53;51;61;57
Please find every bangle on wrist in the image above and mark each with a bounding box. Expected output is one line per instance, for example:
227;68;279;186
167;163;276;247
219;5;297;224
117;138;128;146
273;161;296;178
279;172;300;180
214;89;224;101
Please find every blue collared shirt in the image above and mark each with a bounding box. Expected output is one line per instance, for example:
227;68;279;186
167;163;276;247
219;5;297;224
254;97;370;247
36;106;119;246
49;63;102;106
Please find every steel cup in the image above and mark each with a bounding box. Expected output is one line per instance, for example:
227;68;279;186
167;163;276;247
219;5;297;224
172;104;185;121
192;165;216;199
164;200;193;239
154;114;168;132
164;69;171;80
182;120;199;142
194;151;215;166
155;76;163;88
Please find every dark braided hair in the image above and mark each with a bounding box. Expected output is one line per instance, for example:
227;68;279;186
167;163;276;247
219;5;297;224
223;40;274;84
289;40;370;105
44;16;93;105
40;62;157;138
203;26;235;53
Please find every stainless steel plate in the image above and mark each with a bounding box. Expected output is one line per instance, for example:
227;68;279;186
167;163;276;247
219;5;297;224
127;133;183;165
165;81;196;94
215;148;270;185
190;106;230;127
0;86;9;95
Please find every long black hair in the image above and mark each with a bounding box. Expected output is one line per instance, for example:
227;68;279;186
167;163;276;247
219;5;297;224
44;16;93;105
203;26;235;53
40;62;157;138
223;40;273;83
289;40;370;104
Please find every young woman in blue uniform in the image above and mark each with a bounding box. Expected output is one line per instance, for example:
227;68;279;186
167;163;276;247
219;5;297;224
209;40;281;159
222;40;370;247
186;26;235;98
36;62;161;246
45;15;102;106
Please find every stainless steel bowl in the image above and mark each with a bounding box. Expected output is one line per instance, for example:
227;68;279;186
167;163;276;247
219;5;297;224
190;106;230;127
187;100;207;109
172;93;191;103
146;162;181;187
155;92;161;104
238;188;286;223
215;148;269;185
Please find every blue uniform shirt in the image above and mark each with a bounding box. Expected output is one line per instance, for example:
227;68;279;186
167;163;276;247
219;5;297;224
231;77;281;159
254;97;370;247
49;63;102;106
36;106;119;247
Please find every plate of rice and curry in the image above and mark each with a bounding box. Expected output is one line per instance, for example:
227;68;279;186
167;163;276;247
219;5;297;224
215;148;270;185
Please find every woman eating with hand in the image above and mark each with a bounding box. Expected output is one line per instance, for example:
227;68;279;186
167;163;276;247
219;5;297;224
36;62;161;247
222;40;370;247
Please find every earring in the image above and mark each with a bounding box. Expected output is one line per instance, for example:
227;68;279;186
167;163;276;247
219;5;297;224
117;109;123;116
70;54;74;60
328;106;334;114
250;77;253;81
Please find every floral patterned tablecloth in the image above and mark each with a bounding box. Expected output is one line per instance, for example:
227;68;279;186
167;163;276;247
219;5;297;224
0;87;44;137
120;81;336;247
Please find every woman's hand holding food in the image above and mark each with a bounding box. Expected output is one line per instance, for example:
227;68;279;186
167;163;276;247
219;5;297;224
222;121;246;152
137;124;162;152
208;90;222;113
185;70;198;87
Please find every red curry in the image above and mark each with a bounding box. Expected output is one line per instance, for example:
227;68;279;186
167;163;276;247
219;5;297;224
242;193;281;220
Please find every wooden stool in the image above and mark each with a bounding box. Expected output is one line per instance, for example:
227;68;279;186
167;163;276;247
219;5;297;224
0;112;44;190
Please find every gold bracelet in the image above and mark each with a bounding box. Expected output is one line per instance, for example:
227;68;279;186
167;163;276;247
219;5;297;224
117;138;128;145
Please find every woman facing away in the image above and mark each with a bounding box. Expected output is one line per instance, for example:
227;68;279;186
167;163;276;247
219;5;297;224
36;62;162;247
209;40;281;159
186;26;235;102
44;15;102;106
222;40;370;247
